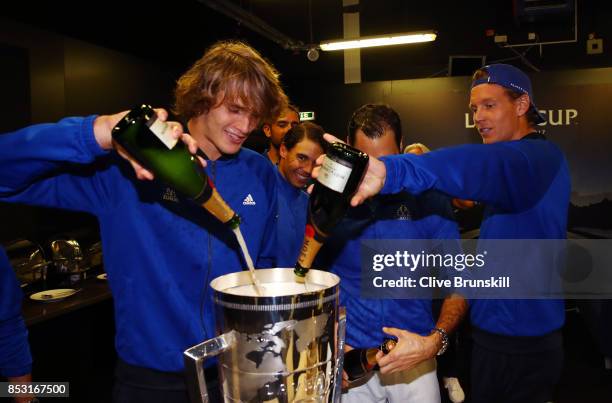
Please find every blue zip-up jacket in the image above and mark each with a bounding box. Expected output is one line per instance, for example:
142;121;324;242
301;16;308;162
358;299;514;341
0;247;33;377
0;116;278;372
273;169;309;268
381;134;570;337
315;191;459;348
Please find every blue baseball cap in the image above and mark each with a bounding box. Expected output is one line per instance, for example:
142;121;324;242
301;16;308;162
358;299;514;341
470;63;546;124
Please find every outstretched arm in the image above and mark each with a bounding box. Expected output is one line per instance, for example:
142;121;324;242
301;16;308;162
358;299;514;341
312;133;562;212
381;141;561;211
0;108;202;197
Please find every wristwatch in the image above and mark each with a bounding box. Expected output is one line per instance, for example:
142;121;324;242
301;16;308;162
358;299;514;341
431;327;449;356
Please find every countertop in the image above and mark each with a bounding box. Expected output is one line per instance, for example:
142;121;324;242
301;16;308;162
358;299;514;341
22;275;112;326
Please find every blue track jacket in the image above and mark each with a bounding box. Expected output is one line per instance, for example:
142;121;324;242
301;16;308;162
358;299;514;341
315;191;460;348
273;169;309;268
381;134;570;337
0;247;32;377
0;116;278;372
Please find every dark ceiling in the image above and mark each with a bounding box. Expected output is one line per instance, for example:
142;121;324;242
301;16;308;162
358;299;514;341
2;0;611;88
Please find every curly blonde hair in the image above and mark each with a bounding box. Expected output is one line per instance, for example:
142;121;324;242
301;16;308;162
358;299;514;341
174;41;288;124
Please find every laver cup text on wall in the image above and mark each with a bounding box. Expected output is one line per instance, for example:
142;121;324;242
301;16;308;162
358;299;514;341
465;108;578;128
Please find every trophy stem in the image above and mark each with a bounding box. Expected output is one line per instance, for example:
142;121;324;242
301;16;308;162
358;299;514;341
332;307;347;403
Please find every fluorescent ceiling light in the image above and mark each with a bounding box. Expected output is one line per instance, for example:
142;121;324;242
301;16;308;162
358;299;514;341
320;31;437;51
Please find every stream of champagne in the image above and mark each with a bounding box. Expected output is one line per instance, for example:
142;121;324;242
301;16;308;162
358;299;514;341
232;227;263;296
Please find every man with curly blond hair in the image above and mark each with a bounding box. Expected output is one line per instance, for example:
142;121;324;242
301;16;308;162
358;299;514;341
0;40;287;402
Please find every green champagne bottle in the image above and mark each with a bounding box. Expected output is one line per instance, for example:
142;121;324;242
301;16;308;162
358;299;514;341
111;104;239;228
294;142;369;282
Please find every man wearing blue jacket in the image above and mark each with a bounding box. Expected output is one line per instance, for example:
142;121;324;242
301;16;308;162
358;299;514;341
262;104;300;165
274;122;326;267
316;104;467;402
326;65;570;403
0;41;287;403
1;247;34;403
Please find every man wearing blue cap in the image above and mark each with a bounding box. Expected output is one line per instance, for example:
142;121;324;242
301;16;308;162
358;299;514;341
317;64;570;403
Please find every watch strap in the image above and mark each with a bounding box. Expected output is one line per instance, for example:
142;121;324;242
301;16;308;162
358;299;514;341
432;327;449;356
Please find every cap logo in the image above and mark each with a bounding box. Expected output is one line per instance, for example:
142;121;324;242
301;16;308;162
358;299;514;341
509;83;527;93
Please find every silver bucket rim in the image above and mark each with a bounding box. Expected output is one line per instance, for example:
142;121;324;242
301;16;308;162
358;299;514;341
210;267;340;296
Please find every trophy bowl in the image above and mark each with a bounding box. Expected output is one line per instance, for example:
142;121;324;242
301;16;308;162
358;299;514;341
184;268;345;403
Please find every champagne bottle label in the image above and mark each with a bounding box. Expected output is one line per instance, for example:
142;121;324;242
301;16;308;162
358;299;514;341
147;116;178;150
317;156;352;193
112;105;239;228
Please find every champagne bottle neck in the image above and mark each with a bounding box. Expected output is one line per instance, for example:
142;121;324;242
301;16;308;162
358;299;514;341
364;348;379;367
294;262;308;283
225;214;241;229
294;224;324;282
344;340;396;382
201;187;238;225
380;338;397;354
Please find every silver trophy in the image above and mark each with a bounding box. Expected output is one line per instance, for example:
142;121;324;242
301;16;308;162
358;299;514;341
184;268;346;403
